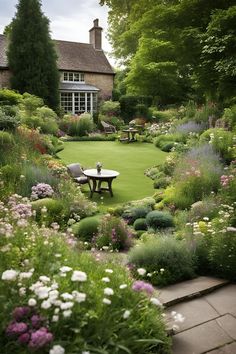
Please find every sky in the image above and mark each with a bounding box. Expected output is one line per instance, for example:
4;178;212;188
0;0;116;65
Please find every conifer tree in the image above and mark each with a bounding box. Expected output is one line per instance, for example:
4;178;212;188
7;0;59;109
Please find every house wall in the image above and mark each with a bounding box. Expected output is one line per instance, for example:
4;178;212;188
85;73;114;100
0;69;11;88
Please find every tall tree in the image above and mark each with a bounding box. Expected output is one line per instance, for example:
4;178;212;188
7;0;59;109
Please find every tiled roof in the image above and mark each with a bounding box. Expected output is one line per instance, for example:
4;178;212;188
60;82;99;91
0;34;114;74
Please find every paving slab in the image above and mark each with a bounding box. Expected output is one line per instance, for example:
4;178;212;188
158;277;228;306
206;342;236;353
166;297;219;332
172;319;232;354
216;314;236;340
205;284;236;317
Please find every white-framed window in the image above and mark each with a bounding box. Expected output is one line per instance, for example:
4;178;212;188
63;72;85;82
60;92;97;114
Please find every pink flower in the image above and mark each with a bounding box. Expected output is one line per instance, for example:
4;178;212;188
18;332;30;344
12;307;31;321
6;322;28;336
132;280;154;295
28;327;53;350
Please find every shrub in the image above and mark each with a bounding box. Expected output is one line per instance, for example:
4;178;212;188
99;100;120;116
95;215;133;251
0;131;14;148
200;128;234;163
209;230;236;280
21;93;44;116
122;206;151;224
154;176;171;189
0;107;20;131
165;145;223;209
129;237;195;286
133;218;148;231
161;141;175;152
31;197;64;225
62;114;94;136
0;89;22;105
223;104;236;129
189;197;220;221
175;121;206;135
146;211;174;230
72;216;100;242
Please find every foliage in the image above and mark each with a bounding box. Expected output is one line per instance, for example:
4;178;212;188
59;114;93;137
164;145;223;209
146;211;174;230
0;89;22;105
133;218;148;231
0;131;15;149
120;95;152;122
223;104;236;129
129;237;195;286
95;215;133;251
0;107;20;131
99;100;121;116
122;205;151;224
72;216;101;242
200;128;235;162
7;0;59;109
31;197;64;225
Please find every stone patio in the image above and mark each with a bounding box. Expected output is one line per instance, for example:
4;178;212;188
158;278;236;354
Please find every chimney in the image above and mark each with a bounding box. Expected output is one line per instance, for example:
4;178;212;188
89;19;103;50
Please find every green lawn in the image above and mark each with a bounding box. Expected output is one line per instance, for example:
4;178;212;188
58;141;167;207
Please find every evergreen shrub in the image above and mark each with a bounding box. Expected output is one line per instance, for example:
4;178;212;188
133;218;148;231
72;216;100;242
146;211;174;230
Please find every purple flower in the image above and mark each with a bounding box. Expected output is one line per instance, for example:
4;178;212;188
31;183;54;200
28;327;53;350
12;307;31;321
6;322;28;336
31;315;44;329
132;280;154;295
18;332;30;344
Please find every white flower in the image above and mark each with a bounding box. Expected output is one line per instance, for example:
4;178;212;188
41;300;52;309
172;324;179;331
19;271;33;280
35;286;50;299
105;269;113;274
102;277;110;283
61;293;73;300
63;310;72;318
52;315;59;322
60;302;74;310
39;275;50;283
49;344;65;354
71;270;87;282
137;268;146;276
1;269;18;281
119;284;127;289
150;297;162;307
123;310;131;319
19;287;26;296
49;290;59;301
104;287;114;296
103;298;111;305
60;266;72;273
160;268;165;273
72;291;86;303
82;352;90;354
28;298;37;307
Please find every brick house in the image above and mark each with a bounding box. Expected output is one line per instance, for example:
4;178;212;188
0;19;115;114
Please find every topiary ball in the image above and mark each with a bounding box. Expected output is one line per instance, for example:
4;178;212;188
72;216;100;242
133;218;148;231
146;210;174;230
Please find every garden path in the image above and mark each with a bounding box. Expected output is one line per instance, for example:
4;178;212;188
158;277;236;354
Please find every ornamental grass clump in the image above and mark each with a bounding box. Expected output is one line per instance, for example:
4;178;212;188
129;237;196;286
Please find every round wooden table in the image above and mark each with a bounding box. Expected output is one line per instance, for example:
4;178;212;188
83;169;120;198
